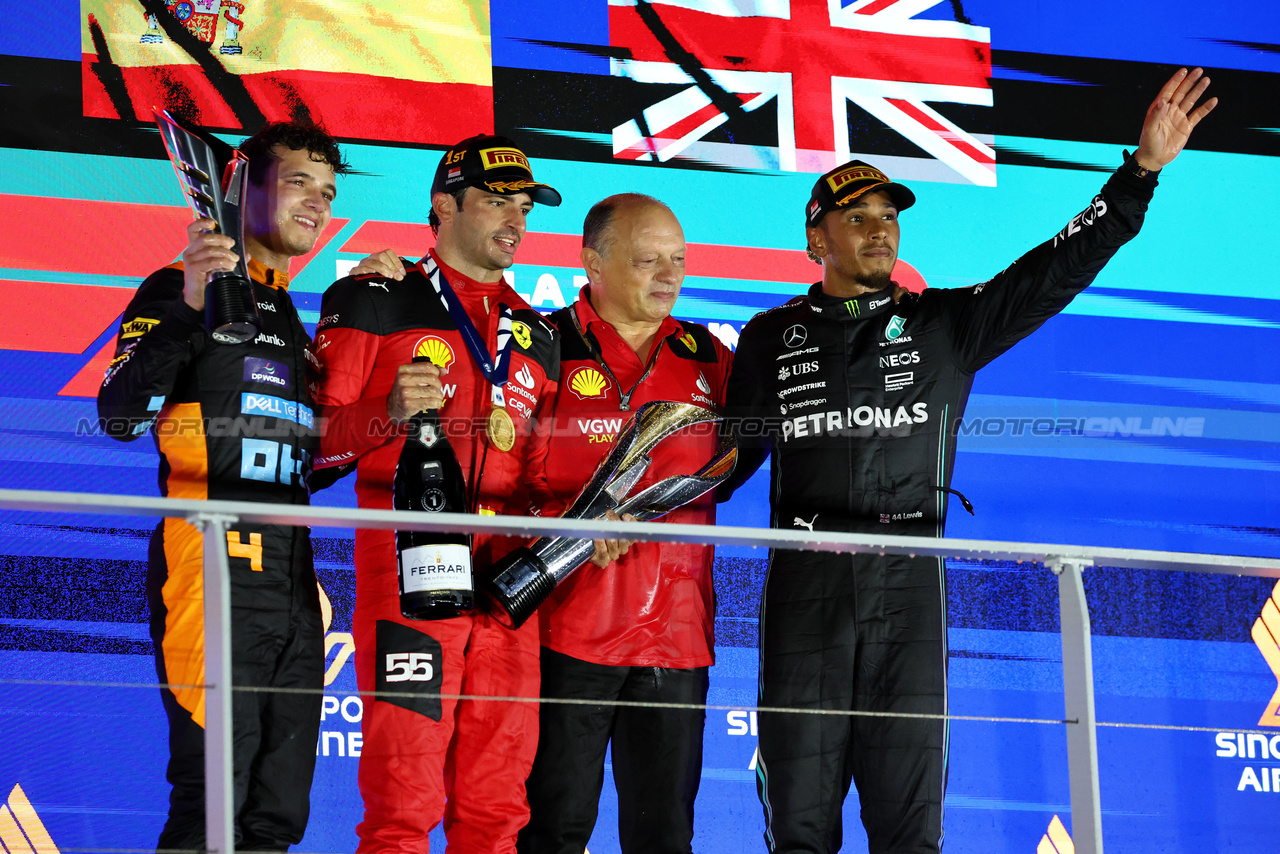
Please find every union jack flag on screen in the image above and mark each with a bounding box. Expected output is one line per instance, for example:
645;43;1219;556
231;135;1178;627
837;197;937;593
605;0;993;183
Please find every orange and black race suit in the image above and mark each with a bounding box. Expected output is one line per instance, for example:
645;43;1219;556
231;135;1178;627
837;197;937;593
310;250;559;854
97;257;323;850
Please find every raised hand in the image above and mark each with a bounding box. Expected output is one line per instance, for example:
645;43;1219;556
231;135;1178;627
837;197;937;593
1135;67;1218;172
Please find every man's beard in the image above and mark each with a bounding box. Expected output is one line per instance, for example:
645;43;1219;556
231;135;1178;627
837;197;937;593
856;270;894;293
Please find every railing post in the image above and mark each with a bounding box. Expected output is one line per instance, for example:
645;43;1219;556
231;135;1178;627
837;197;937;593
1048;556;1103;854
190;512;238;854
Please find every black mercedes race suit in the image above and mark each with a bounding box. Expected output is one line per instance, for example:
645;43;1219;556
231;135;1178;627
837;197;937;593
97;258;323;851
720;158;1157;853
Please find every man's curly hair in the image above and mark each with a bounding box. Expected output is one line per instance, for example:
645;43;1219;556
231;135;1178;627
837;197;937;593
240;120;351;186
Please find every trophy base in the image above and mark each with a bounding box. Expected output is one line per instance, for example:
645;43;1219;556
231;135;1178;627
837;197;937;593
206;273;260;345
479;548;557;630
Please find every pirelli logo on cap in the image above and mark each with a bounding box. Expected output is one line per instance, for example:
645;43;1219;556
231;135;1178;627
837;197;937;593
481;147;531;173
827;164;888;195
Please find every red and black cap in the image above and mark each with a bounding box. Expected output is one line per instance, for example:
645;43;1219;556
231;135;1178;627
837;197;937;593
805;160;915;227
430;134;562;207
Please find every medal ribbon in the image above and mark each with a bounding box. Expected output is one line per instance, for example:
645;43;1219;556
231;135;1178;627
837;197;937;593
421;256;512;407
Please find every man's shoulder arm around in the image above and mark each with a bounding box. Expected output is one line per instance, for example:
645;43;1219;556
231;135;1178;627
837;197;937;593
97;265;204;442
513;307;562;517
310;272;401;472
716;312;774;502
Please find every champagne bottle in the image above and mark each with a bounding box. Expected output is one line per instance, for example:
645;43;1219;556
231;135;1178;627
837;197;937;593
393;363;473;619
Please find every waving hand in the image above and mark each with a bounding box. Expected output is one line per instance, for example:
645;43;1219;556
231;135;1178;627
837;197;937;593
1134;67;1218;172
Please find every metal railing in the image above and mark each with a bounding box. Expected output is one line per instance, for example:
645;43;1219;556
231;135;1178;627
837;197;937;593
2;487;1278;854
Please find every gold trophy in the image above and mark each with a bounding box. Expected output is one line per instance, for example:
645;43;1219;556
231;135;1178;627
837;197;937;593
154;108;262;344
480;401;736;629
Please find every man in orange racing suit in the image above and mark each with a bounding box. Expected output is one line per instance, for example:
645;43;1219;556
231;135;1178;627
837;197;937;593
97;120;350;851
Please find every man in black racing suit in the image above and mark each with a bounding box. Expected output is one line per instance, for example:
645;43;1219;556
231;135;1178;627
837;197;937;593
718;69;1217;853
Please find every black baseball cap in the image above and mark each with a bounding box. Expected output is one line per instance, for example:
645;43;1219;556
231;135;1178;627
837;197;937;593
805;160;914;227
430;134;562;207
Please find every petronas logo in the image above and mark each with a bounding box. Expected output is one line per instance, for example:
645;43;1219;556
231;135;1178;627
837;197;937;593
569;367;609;400
885;315;907;340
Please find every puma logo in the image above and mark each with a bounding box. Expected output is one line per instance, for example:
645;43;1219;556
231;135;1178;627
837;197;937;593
793;514;818;532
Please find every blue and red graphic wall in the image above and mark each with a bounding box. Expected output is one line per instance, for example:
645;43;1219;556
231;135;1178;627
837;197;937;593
1;1;1279;851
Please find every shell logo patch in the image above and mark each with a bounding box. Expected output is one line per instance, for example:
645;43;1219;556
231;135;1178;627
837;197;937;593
413;336;455;369
568;367;610;400
512;321;532;349
677;332;697;353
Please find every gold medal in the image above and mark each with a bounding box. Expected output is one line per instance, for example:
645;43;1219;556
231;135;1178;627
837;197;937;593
487;406;516;452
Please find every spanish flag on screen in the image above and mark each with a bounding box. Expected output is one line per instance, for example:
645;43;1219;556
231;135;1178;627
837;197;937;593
81;0;493;144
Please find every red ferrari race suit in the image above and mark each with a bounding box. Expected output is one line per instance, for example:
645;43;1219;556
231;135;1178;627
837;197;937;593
518;290;732;853
97;258;323;850
310;250;559;854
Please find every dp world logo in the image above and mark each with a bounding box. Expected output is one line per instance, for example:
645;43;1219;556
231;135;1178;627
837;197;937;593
885;316;907;341
783;325;807;348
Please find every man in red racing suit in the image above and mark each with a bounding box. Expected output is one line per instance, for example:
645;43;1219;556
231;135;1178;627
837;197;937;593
518;195;732;854
310;135;564;853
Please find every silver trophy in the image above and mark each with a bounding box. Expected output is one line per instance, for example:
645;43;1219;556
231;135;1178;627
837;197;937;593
154;108;261;344
480;401;737;629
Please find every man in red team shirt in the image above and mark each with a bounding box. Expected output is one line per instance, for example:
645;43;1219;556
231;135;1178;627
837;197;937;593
309;135;576;853
517;194;733;854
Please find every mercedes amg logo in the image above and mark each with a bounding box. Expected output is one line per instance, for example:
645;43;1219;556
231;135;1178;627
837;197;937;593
783;325;807;348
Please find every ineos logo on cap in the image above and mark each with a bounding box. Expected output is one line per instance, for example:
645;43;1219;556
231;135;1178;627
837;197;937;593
783;325;807;348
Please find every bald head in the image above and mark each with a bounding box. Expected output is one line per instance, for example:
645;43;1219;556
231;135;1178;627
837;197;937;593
583;193;674;259
580;194;686;328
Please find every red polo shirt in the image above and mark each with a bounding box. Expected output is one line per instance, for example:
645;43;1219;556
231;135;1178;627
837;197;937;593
537;289;733;668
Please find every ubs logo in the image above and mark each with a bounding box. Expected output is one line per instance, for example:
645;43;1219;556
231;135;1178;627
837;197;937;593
783;325;807;348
